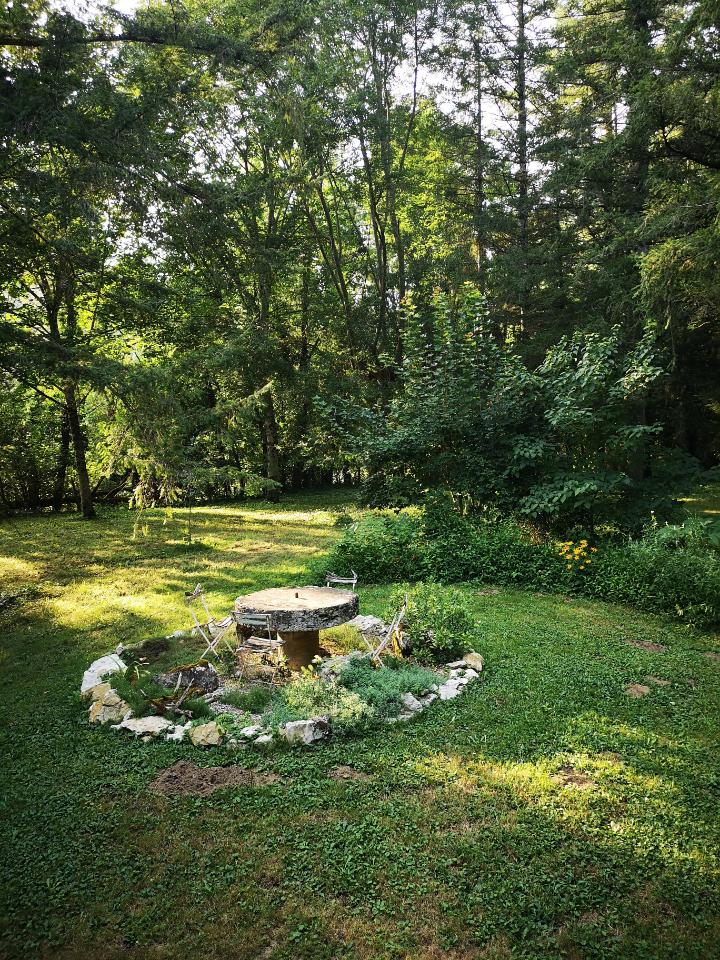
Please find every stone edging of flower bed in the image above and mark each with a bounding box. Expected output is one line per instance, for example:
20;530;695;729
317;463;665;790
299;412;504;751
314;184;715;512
80;649;485;749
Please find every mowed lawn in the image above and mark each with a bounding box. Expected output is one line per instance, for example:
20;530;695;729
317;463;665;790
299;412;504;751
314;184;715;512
1;496;719;960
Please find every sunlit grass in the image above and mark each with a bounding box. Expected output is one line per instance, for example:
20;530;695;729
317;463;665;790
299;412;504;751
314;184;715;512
1;493;719;959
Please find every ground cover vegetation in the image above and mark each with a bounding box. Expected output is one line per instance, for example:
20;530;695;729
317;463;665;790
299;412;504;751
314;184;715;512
1;497;720;959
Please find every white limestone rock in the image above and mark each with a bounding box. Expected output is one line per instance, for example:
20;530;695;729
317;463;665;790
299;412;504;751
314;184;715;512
400;692;423;713
118;716;173;737
166;722;192;742
254;733;274;746
463;652;485;673
281;717;330;745
238;725;264;740
438;682;462;701
81;654;126;697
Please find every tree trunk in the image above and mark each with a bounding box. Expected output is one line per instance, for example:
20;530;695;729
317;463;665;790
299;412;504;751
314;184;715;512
260;386;282;502
516;0;529;334
472;33;486;284
63;383;95;519
52;407;71;513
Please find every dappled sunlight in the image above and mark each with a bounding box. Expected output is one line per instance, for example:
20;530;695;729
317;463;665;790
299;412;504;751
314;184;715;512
0;554;41;585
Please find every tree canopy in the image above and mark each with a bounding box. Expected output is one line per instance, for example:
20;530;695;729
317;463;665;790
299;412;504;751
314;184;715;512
0;0;717;528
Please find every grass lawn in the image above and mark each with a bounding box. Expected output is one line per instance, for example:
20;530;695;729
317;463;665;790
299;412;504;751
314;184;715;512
1;494;720;960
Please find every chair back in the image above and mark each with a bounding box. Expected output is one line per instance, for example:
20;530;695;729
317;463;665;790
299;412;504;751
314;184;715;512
326;570;358;591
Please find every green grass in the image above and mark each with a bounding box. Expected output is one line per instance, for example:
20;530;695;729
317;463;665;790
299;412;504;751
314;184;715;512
1;494;720;959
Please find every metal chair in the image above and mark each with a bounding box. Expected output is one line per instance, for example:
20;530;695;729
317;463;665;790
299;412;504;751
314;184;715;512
185;584;236;660
235;612;285;683
325;570;358;591
365;594;408;667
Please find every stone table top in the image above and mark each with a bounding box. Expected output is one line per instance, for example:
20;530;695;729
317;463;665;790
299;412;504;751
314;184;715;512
234;585;359;633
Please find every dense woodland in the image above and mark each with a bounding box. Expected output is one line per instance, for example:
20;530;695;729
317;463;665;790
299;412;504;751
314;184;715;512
1;0;718;529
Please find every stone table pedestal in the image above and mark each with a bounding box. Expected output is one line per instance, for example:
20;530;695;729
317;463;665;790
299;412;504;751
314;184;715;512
234;585;359;670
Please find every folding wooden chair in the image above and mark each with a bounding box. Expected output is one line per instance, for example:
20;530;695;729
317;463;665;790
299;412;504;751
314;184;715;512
184;584;236;660
235;612;286;683
366;594;408;667
325;570;358;591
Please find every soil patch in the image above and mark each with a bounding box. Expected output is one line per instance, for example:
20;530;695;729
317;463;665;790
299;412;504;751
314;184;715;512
478;588;500;596
644;675;671;687
551;764;595;789
150;760;283;796
625;683;651;698
328;765;370;781
702;651;720;662
626;639;667;653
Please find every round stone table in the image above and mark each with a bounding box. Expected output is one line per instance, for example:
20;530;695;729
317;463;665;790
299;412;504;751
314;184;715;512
234;586;359;670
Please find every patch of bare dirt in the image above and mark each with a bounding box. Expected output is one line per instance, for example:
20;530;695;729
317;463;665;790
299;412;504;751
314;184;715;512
596;751;623;763
625;639;667;652
150;760;283;796
478;588;500;596
644;675;671;687
551;764;595;789
625;682;651;698
703;651;720;662
327;765;370;781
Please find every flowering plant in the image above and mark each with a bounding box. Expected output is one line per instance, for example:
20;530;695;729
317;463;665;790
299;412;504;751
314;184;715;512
557;539;598;572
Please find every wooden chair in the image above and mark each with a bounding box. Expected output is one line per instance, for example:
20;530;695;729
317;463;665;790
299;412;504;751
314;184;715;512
365;594;408;667
235;612;285;683
185;584;236;660
326;570;358;591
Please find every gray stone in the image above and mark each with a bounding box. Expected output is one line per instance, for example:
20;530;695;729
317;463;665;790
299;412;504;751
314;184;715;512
346;615;387;638
238;725;264;740
118;716;173;737
81;654;126;697
420;692;438;707
462;668;480;681
400;692;423;713
281;717;330;745
254;734;274;746
438;682;462;701
154;662;219;695
447;659;466;669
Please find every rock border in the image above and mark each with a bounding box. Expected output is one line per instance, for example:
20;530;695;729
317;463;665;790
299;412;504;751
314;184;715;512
80;647;484;750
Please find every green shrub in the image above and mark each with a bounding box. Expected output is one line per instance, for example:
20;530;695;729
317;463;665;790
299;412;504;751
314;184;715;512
338;656;437;717
309;510;423;584
267;672;373;733
582;542;720;627
320;501;720;628
184;697;213;719
214;711;253;735
220;687;272;714
396;583;478;663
